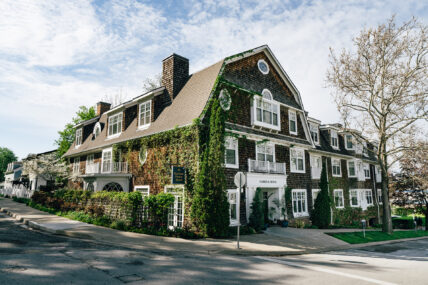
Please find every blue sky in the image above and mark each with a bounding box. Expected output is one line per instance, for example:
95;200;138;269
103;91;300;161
0;0;427;160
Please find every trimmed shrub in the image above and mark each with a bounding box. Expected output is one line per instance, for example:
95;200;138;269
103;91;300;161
311;163;331;228
249;188;264;232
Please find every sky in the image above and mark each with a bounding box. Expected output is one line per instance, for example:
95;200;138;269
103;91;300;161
0;0;427;160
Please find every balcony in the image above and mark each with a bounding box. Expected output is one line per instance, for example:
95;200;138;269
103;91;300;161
84;162;129;175
248;159;286;174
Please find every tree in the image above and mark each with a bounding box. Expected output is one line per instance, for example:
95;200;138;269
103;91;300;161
311;163;331;228
0;147;17;182
326;17;428;234
249;188;265;232
56;106;97;157
391;140;428;231
142;73;162;93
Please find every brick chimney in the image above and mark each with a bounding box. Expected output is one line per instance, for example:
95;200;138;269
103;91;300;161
162;53;189;101
96;102;111;116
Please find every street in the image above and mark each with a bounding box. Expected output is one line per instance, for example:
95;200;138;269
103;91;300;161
0;212;427;285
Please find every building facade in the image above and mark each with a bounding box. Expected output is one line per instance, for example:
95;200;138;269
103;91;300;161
63;46;383;228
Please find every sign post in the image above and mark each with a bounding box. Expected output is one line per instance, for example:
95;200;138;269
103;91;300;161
234;172;246;249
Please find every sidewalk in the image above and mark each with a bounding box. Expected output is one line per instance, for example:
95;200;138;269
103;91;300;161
1;198;427;256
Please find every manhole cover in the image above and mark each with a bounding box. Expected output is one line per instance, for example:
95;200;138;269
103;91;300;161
116;274;144;283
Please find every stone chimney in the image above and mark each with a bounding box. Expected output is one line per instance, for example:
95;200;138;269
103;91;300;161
162;53;189;101
96;102;111;116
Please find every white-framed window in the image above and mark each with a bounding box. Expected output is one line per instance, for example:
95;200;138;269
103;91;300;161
289;110;297;135
165;185;184;229
75;128;83;146
365;189;373;206
256;142;275;162
363;141;368;157
86;154;94;169
290;148;305;173
332;158;341;177
347;160;356;177
310;154;321;179
227;189;239;225
345;134;354;150
73;157;80;174
257;59;269;74
253;90;280;130
292;189;308;217
135;185;150;197
102;148;112;173
225;137;239;168
93;122;101;138
334;189;344;209
108;112;123;137
310;123;319;144
331;130;338;149
375;165;382;183
377;189;383;204
350;189;360;207
139;101;151;128
312;189;320;207
364;163;370;179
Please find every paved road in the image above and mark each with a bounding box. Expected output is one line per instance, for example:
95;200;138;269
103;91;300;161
1;212;427;284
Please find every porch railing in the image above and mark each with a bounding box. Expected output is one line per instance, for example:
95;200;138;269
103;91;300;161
248;159;286;174
85;162;129;174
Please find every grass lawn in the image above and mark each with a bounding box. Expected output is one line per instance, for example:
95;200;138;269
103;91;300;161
328;230;428;244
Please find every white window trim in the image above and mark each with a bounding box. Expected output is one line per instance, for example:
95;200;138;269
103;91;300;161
101;147;113;173
312;189;320;207
310;154;321;179
252;95;281;131
257;59;270;75
134;185;150;197
290;147;305;173
227;189;239;226
377;189;383;204
375;165;382;183
292;189;308;217
86;154;94;169
73;157;80;174
138;100;151;129
93;122;101;138
225;137;239;169
331;130;339;149
289;109;298;135
333;189;345;209
164;185;185;229
347;160;357;178
256;141;276;162
309;123;319;145
345;134;354;150
365;189;374;206
364;163;371;179
332;158;342;177
349;189;360;207
107;112;123;138
75;128;83;147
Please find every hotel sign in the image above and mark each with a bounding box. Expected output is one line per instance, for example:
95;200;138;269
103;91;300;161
171;166;186;184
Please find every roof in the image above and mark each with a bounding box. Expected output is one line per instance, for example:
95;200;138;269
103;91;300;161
64;60;224;157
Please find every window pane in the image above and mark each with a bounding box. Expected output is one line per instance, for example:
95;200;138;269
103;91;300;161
257;108;262;121
226;149;236;164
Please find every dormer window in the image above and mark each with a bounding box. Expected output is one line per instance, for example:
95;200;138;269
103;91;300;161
345;134;354;150
309;123;319;144
139;101;151;128
75;128;82;147
93;122;101;139
108;113;122;137
331;130;338;149
253;89;279;130
289;110;297;135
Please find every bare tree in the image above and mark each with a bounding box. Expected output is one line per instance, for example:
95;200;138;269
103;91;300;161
142;73;162;93
23;152;68;189
327;16;428;234
102;88;127;108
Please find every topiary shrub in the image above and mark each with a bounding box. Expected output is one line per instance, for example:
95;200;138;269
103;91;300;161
249;188;265;232
311;163;331;228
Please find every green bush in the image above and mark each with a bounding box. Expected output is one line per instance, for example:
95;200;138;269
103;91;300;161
143;193;175;228
12;197;30;204
111;220;128;231
311;163;331;228
249;188;264;232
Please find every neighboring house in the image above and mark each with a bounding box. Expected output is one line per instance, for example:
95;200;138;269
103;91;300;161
63;45;383;228
22;150;67;191
4;161;23;189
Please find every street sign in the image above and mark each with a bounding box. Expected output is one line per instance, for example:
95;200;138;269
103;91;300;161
172;166;186;184
234;172;246;188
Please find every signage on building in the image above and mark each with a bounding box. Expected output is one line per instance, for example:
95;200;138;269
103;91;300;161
171;166;186;184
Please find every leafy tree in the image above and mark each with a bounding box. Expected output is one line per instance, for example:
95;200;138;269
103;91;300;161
191;98;229;237
326;17;428;234
0;147;17;182
55;106;96;157
311;163;331;228
391;139;428;231
249;188;265;232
